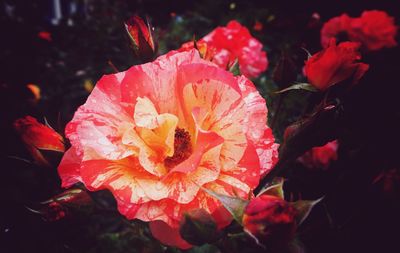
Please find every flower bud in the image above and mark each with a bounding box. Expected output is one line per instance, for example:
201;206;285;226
243;195;297;249
304;39;369;91
14;116;65;166
125;15;156;62
298;140;339;170
30;189;92;221
179;208;220;246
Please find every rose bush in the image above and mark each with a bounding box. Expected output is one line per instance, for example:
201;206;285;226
58;49;278;248
179;20;268;78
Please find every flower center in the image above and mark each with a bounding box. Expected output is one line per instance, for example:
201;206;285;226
164;128;192;169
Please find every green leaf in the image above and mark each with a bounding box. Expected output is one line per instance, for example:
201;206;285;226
201;187;249;225
229;58;241;76
41;188;88;204
275;83;318;94
179;209;220;245
291;197;323;225
256;177;285;199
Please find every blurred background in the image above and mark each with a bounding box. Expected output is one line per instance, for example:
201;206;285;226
0;1;399;253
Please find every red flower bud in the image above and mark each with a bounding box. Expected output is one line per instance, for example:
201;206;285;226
14;116;65;166
39;189;92;221
243;195;297;249
125;15;156;62
38;31;52;42
298;140;339;170
253;21;263;31
304;39;369;91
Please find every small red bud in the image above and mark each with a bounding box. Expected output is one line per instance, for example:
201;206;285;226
243;195;297;249
14;116;64;167
125;15;156;62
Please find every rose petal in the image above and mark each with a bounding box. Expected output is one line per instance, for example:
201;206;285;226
58;147;82;188
149;220;192;249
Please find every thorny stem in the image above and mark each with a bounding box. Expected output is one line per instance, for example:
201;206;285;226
107;60;119;73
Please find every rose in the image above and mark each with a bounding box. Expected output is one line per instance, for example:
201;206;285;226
320;14;352;48
14;116;65;166
58;49;278;248
243;195;297;249
298;140;339;169
348;10;398;51
304;39;369;90
320;10;398;51
179;20;268;78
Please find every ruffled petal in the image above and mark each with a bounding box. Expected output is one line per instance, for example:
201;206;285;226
66;72;135;161
133;189;222;227
182;75;247;171
238;75;278;176
58;147;82;188
219;141;260;193
149;221;192;249
79;158;167;204
121;49;214;130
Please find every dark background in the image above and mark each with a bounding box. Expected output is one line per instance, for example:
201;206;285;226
0;1;399;252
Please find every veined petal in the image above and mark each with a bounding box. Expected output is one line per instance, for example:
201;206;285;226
149;221;192;249
219;141;260;193
163;143;222;204
238;76;278;176
80;158;167;204
58;147;82;188
66;73;134;161
182;77;247;171
134;96;179;157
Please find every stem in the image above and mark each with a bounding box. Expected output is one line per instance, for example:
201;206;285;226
107;60;119;73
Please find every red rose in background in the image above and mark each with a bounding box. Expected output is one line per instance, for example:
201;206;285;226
179;20;268;78
38;31;52;41
304;39;369;90
348;10;398;51
14;116;65;166
243;195;297;248
321;10;397;51
320;14;352;48
298;140;339;169
58;49;278;249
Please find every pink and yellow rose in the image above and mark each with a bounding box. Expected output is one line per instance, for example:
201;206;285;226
58;49;278;248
